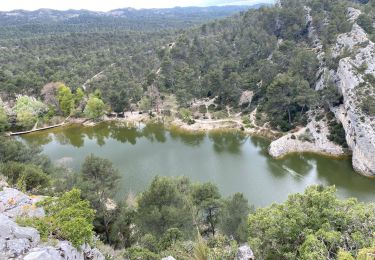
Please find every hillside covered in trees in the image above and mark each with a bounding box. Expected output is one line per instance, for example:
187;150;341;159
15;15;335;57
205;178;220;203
0;0;375;259
1;0;375;176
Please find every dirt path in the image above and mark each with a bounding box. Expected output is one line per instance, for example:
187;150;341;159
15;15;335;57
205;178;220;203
82;63;115;91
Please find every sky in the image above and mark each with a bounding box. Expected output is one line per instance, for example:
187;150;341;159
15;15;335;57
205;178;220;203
0;0;275;12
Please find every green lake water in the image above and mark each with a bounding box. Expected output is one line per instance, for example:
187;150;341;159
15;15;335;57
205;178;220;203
19;122;375;207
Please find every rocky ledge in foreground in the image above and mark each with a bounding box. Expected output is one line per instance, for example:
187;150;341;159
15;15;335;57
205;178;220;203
0;187;104;260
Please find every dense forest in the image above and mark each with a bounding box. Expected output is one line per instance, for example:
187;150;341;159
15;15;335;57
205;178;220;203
1;0;374;133
0;6;254;36
1;0;375;259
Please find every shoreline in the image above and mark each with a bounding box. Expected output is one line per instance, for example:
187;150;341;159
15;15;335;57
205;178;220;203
8;112;352;162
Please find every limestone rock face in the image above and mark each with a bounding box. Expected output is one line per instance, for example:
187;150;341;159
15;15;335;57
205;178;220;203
21;242;106;260
333;21;375;176
347;7;362;23
269;111;345;158
162;256;177;260
0;188;45;218
0;187;105;260
270;6;375;177
333;24;368;58
236;244;255;260
0;213;40;258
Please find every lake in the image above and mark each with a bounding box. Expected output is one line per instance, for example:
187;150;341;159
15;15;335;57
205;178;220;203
19;122;375;207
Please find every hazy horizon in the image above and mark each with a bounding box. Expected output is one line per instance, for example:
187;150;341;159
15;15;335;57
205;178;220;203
0;0;274;12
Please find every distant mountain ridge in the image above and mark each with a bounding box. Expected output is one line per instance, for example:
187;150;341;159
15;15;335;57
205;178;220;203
0;5;267;27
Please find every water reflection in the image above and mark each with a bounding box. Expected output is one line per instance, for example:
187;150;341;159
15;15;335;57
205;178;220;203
54;126;85;147
18;122;375;206
141;123;167;143
169;127;205;147
22;132;52;146
208;130;248;154
110;124;140;145
30;122;172;147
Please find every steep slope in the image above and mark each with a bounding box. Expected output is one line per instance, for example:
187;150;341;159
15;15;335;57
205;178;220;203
157;0;375;176
333;21;375;176
1;0;374;176
270;3;375;176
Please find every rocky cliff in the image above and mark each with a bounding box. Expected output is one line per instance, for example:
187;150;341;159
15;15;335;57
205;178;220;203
270;6;375;177
333;20;375;177
0;184;104;260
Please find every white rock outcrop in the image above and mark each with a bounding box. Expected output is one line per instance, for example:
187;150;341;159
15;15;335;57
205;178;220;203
328;7;375;176
0;188;45;219
161;256;177;260
270;7;375;177
333;24;369;58
269;111;345;158
0;187;105;260
0;213;40;259
236;244;255;260
347;7;362;23
333;31;375;176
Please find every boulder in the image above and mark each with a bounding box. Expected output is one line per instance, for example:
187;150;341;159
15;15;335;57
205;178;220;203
0;188;31;212
0;189;104;260
347;7;361;22
23;247;64;260
236;244;255;260
0;214;14;238
82;243;106;260
6;238;32;258
162;257;176;260
0;188;45;218
12;226;40;246
58;241;83;259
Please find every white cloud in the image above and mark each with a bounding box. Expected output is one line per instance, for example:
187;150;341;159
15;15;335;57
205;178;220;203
0;0;274;11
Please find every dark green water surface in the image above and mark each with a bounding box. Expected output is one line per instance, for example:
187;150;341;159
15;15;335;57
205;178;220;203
20;122;375;207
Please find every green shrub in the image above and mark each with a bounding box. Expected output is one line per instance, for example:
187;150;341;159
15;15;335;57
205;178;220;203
198;105;207;114
124;246;159;260
357;14;374;34
159;228;183;251
248;186;375;259
140;234;159;252
207;104;216;112
0;105;9;132
17;189;95;248
212;110;227;119
178;108;194;124
328;120;348;147
361;96;375;117
298;131;314;143
1;162;50;192
242;115;251;126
